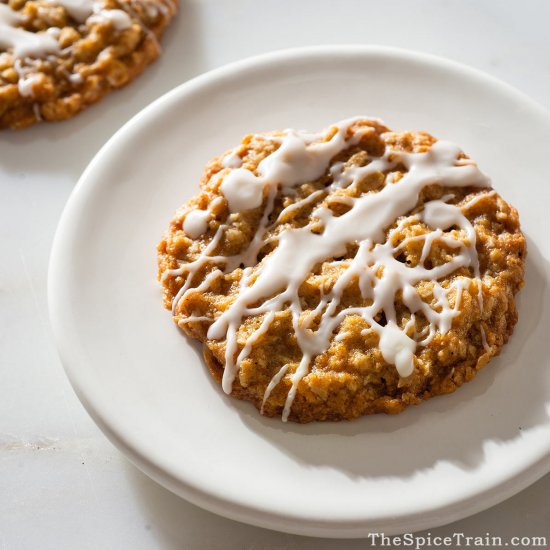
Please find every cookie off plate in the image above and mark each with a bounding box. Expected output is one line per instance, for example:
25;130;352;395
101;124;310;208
48;45;550;537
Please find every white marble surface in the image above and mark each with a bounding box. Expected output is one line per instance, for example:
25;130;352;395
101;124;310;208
1;0;549;547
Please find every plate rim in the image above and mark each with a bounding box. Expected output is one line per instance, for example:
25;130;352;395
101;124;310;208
48;44;550;538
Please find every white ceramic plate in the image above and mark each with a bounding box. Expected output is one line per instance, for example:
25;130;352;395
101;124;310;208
49;46;550;538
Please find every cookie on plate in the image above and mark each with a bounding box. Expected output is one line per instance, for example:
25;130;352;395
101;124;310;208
158;118;525;422
0;0;177;129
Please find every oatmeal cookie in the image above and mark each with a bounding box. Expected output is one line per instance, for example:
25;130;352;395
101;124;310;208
0;0;177;129
158;118;525;423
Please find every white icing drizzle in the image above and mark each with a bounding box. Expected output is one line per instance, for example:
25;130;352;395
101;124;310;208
183;209;211;239
52;0;94;21
46;27;62;39
0;0;132;60
222;152;243;169
17;72;41;97
221;169;264;212
88;8;132;30
220;126;355;213
69;72;83;85
0;3;60;58
54;0;132;28
167;118;492;421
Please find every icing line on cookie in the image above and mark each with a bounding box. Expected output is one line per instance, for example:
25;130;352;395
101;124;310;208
0;0;132;60
0;3;60;58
